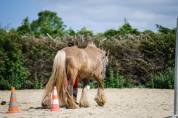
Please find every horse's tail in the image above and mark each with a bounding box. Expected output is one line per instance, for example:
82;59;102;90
53;50;67;104
43;50;67;106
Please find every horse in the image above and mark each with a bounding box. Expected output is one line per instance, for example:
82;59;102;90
41;42;108;109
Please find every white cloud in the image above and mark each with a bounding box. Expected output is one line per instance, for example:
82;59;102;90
31;0;178;32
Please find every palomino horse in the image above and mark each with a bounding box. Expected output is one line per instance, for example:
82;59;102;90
41;42;108;109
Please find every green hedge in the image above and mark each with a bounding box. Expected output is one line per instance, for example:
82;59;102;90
0;30;176;89
0;33;29;89
147;67;174;89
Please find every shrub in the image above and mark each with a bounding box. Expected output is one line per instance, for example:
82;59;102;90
0;36;29;89
105;67;134;88
147;67;174;89
0;25;176;89
141;32;175;67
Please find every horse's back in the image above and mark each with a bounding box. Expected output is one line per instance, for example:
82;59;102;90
63;46;103;65
62;46;104;78
63;47;87;70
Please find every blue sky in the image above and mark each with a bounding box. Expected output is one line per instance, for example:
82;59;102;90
0;0;178;32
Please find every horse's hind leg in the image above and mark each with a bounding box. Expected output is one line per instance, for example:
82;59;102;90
79;80;89;107
73;77;79;103
41;76;55;108
66;69;78;109
95;79;106;106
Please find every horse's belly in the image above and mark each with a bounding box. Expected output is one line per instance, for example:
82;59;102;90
79;71;94;80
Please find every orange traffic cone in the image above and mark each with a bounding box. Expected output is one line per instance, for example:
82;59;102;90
8;87;19;113
51;86;60;112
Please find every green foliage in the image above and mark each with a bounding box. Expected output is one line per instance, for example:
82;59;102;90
156;24;176;34
0;34;29;89
19;37;64;89
104;29;118;38
105;68;134;88
0;27;7;37
17;17;32;35
32;79;43;89
65;28;76;36
143;29;155;35
77;27;93;37
31;10;65;37
0;10;176;89
141;28;175;67
119;23;139;35
88;81;97;88
147;68;174;89
104;23;140;38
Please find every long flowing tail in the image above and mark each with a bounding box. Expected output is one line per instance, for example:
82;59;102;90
42;50;67;107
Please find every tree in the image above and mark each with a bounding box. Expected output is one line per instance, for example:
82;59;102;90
77;27;93;37
156;24;176;34
65;28;76;36
17;17;32;35
104;29;118;38
119;23;139;35
31;10;65;37
143;29;154;34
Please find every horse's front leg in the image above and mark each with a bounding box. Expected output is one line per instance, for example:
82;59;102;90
95;79;106;106
79;80;89;107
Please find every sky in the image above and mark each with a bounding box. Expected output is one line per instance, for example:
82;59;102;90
0;0;178;32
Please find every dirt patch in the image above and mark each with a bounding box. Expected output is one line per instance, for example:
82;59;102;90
0;88;173;118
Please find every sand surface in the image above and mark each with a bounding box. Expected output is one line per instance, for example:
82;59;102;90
0;88;173;118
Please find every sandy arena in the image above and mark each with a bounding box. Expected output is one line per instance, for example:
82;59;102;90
0;88;173;118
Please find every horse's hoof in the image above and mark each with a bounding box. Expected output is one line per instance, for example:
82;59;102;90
79;103;89;108
41;102;50;109
95;96;106;106
67;102;79;109
96;100;105;106
79;101;89;108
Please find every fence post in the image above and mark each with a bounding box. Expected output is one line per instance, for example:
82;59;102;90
173;18;178;118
